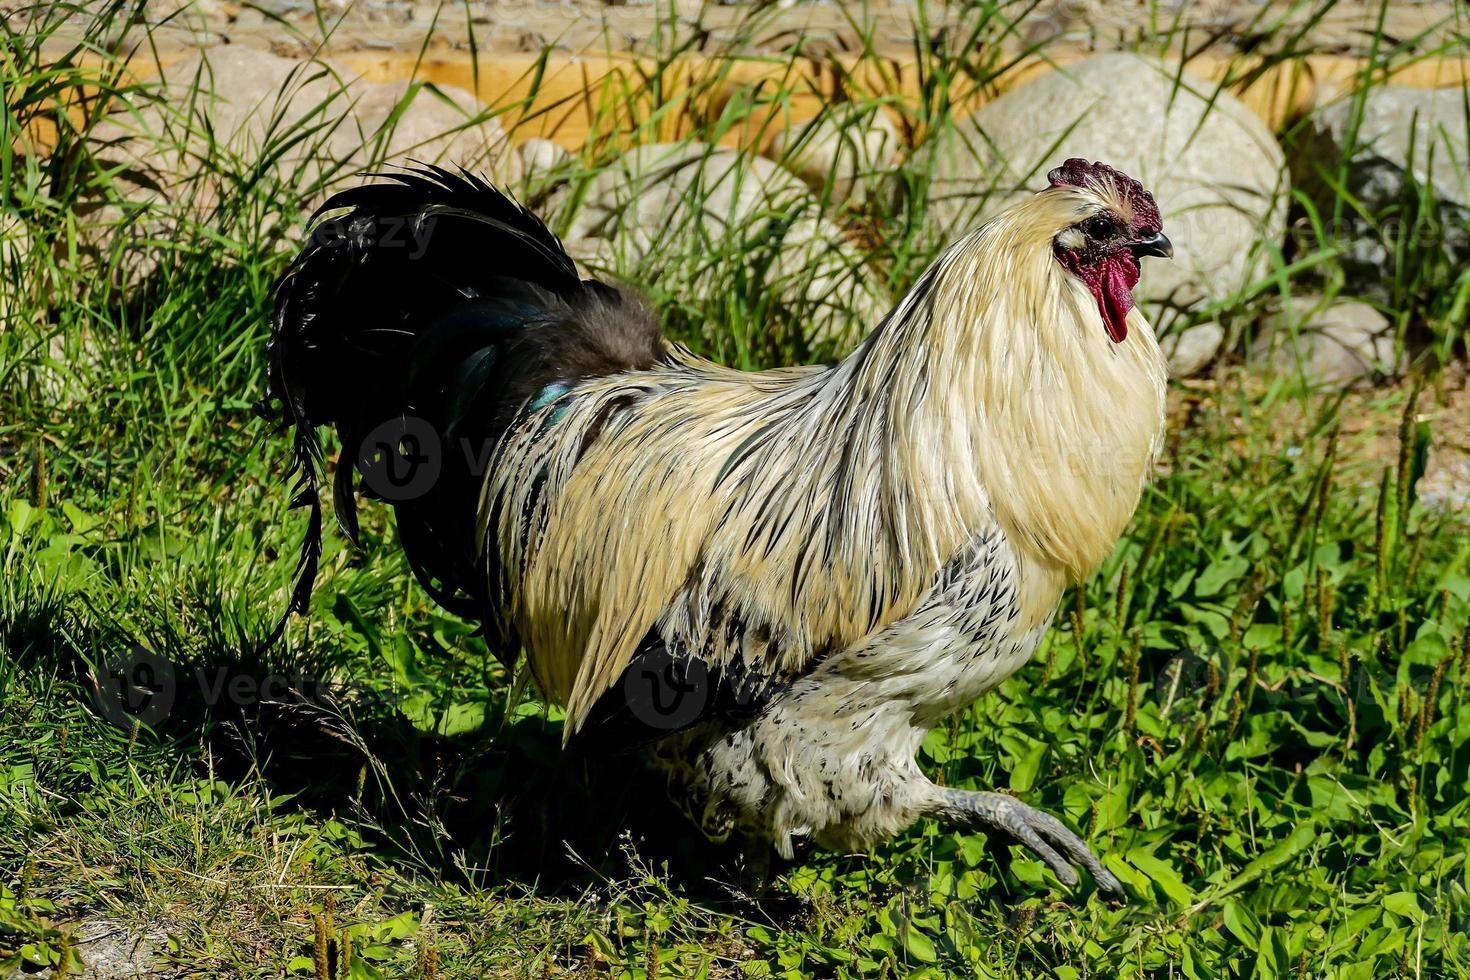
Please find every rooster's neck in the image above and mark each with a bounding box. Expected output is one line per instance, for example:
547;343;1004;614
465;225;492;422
847;211;1168;622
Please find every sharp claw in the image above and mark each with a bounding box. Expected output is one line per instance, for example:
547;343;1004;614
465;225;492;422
1002;817;1074;887
1027;809;1126;897
931;788;1121;897
1046;857;1079;889
1095;868;1125;896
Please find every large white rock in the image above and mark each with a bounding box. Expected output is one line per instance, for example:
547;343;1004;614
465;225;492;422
1250;294;1399;387
517;138;572;186
764;106;901;207
925;53;1289;334
77;46;518;289
1;216;97;399
1312;86;1470;209
0;215;27;329
121;46;516;191
1161;322;1226;378
337;78;518;188
560;142;889;349
1304;86;1470;298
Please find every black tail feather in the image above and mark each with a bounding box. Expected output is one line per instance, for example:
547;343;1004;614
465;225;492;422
260;165;662;655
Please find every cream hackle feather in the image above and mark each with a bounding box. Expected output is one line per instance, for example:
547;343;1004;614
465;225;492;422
479;178;1168;737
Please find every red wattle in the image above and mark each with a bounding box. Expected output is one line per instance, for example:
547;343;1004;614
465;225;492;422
1055;245;1143;344
1098;254;1140;344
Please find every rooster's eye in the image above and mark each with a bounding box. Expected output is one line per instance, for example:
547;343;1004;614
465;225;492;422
1081;216;1117;239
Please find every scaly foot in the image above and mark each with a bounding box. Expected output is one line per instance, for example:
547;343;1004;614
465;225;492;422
931;788;1124;896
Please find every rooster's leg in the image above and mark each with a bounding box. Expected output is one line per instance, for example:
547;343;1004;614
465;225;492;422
927;788;1124;896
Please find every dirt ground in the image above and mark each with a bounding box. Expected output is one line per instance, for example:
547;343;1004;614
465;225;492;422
1417;365;1470;511
1167;362;1470;513
12;0;1466;61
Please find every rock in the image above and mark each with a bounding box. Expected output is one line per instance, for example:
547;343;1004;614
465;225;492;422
516;137;571;190
765;106;900;206
1419;450;1470;512
72;917;167;979
76;46;516;290
0;218;102;399
925;52;1288;334
1251;294;1398;387
559;142;888;348
1310;86;1469;210
563;142;807;248
231;6;267;29
340;80;518;185
409;2;446;27
133;46;514;196
1418;374;1470;512
0;216;28;328
564;235;621;279
1161;321;1225;378
1302;86;1470;299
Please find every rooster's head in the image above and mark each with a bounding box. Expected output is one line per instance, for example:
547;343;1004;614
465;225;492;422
1045;158;1171;344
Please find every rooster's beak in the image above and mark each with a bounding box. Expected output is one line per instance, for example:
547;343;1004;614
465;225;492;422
1129;231;1173;259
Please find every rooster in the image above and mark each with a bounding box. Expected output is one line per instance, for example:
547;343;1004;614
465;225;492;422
264;157;1172;895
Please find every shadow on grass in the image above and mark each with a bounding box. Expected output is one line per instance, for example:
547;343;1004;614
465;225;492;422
7;594;801;918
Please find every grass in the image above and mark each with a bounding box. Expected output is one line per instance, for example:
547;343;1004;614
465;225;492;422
2;0;1470;976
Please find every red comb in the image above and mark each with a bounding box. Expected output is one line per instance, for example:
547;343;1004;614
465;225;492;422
1047;158;1162;231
